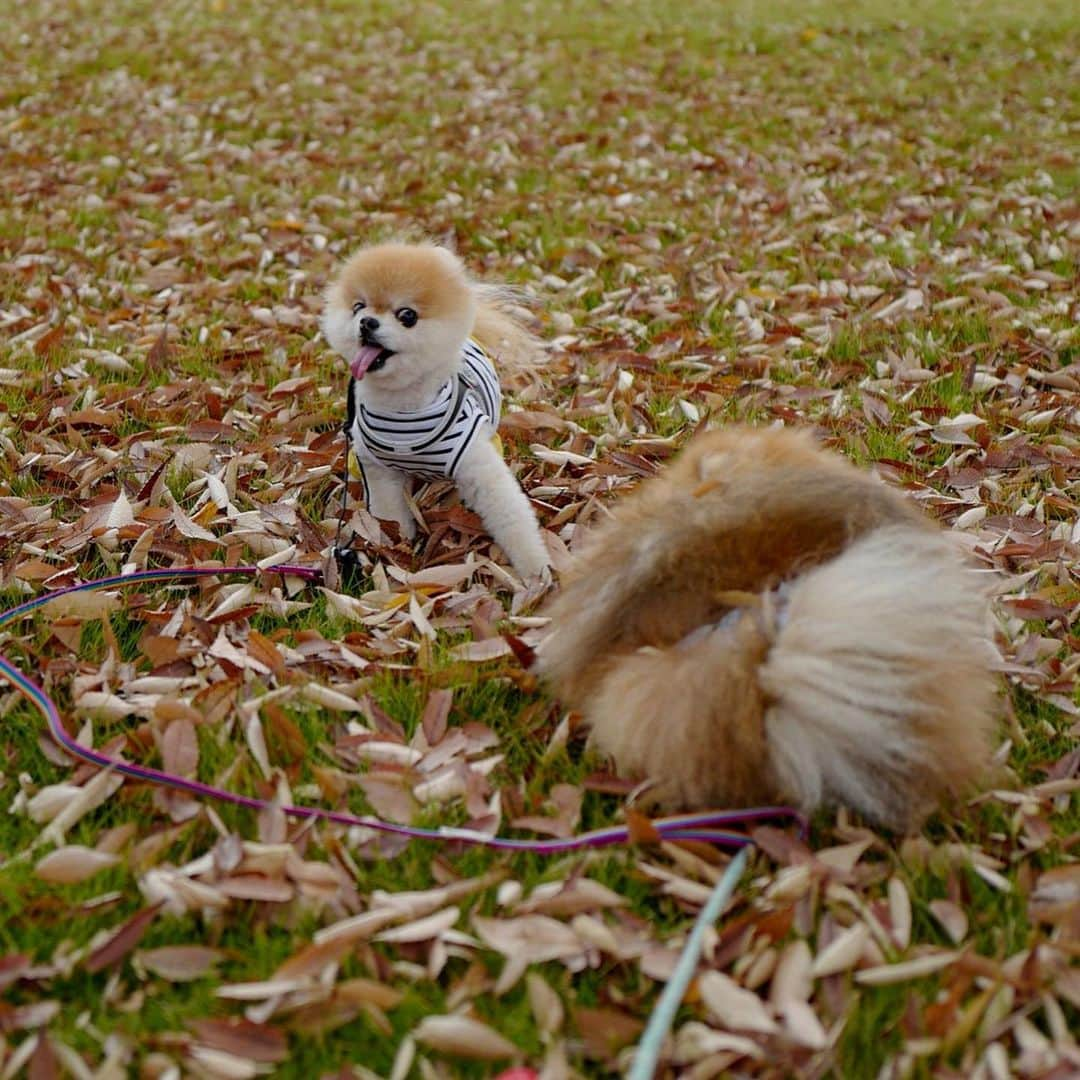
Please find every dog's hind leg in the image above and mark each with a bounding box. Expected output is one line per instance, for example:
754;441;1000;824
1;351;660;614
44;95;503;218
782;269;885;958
455;437;549;579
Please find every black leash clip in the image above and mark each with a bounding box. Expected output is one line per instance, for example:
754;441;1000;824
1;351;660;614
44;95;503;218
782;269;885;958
332;540;365;593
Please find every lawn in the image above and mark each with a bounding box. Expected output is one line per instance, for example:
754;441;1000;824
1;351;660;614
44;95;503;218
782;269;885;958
0;0;1077;1076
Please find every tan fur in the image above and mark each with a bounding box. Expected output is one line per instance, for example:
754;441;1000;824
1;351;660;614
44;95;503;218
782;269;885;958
323;242;543;383
327;243;474;322
538;425;998;830
471;285;545;378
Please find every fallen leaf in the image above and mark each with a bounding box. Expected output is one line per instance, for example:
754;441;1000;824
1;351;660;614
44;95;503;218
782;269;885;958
138;946;224;981
810;922;870;978
85;904;162;973
929;900;969;945
855;951;959;986
189;1018;289;1063
574;1006;643;1060
413;1015;517;1060
698;971;779;1034
34;846;120;885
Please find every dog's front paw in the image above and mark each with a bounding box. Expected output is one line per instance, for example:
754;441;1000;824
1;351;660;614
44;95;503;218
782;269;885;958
511;549;552;583
531;562;554;589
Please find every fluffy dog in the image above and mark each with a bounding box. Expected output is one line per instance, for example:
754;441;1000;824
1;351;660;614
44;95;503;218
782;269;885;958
322;242;549;578
538;425;998;830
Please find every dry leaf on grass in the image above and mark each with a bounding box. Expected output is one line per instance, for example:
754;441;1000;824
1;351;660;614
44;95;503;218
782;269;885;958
1;5;1077;1077
84;904;162;974
34;846;120;885
137;945;224;982
412;1015;518;1060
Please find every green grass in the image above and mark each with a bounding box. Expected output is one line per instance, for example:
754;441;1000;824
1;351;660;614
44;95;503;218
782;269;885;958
0;0;1077;1074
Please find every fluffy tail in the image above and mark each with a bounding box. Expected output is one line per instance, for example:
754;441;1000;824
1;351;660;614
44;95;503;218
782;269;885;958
576;526;998;830
760;526;998;828
471;283;546;379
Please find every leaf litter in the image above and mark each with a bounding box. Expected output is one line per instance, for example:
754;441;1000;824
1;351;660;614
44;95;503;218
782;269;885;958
0;0;1078;1076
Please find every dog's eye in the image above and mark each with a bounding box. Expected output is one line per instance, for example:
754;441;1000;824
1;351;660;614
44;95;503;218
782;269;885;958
395;307;418;328
351;300;366;315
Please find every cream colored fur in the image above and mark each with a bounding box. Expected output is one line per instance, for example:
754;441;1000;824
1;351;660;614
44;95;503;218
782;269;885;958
538;425;998;830
762;526;995;826
321;242;549;578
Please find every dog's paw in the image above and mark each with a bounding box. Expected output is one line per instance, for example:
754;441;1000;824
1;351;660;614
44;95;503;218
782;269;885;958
514;553;552;584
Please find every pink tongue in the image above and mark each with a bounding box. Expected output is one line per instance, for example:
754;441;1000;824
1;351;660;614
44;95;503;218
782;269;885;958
350;345;383;379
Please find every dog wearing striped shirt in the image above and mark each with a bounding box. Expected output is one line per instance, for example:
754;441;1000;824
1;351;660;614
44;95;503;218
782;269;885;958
322;242;550;579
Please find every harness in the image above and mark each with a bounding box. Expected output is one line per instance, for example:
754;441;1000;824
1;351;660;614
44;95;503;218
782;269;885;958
347;339;502;503
333;340;502;583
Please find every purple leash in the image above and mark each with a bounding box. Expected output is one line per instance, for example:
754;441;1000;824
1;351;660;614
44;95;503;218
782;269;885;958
0;565;806;852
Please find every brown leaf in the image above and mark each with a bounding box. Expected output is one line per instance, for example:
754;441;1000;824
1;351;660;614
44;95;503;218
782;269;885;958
413;1015;517;1060
503;632;537;669
265;701;307;764
217;875;294;902
516;878;625;918
269;375;315;399
512;784;582;839
0;954;30;990
161;717;199;778
699;971;779;1034
85;903;162;973
145;325;171;372
2;1000;61;1032
358;775;417;824
34;846;120;885
273;937;354;980
286;998;361;1036
421;688;453;745
189;1018;289;1063
153;700;204;726
1029;864;1080;929
28;1032;58;1080
336;978;404;1011
193;677;241;726
750;825;812;865
14;558;60;582
138;946;224;981
247;630;287;679
473;915;584;966
929;900;969;944
582;771;640;796
34;325;64;358
625;809;661;846
574;1006;642;1060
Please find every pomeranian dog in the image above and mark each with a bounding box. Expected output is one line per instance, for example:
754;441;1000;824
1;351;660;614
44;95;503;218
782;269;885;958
322;241;550;578
538;425;998;830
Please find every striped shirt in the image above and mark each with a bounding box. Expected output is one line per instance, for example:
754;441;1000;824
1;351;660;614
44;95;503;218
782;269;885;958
347;340;502;499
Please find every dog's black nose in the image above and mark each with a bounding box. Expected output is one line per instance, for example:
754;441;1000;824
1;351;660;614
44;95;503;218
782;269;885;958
359;316;380;334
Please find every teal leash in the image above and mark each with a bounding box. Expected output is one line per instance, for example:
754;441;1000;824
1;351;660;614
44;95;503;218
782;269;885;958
626;845;751;1079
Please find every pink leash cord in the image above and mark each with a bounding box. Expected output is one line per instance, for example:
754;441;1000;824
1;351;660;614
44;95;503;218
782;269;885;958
0;565;806;852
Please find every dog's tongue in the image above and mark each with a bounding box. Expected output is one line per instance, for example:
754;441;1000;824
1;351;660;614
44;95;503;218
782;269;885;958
350;345;383;380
